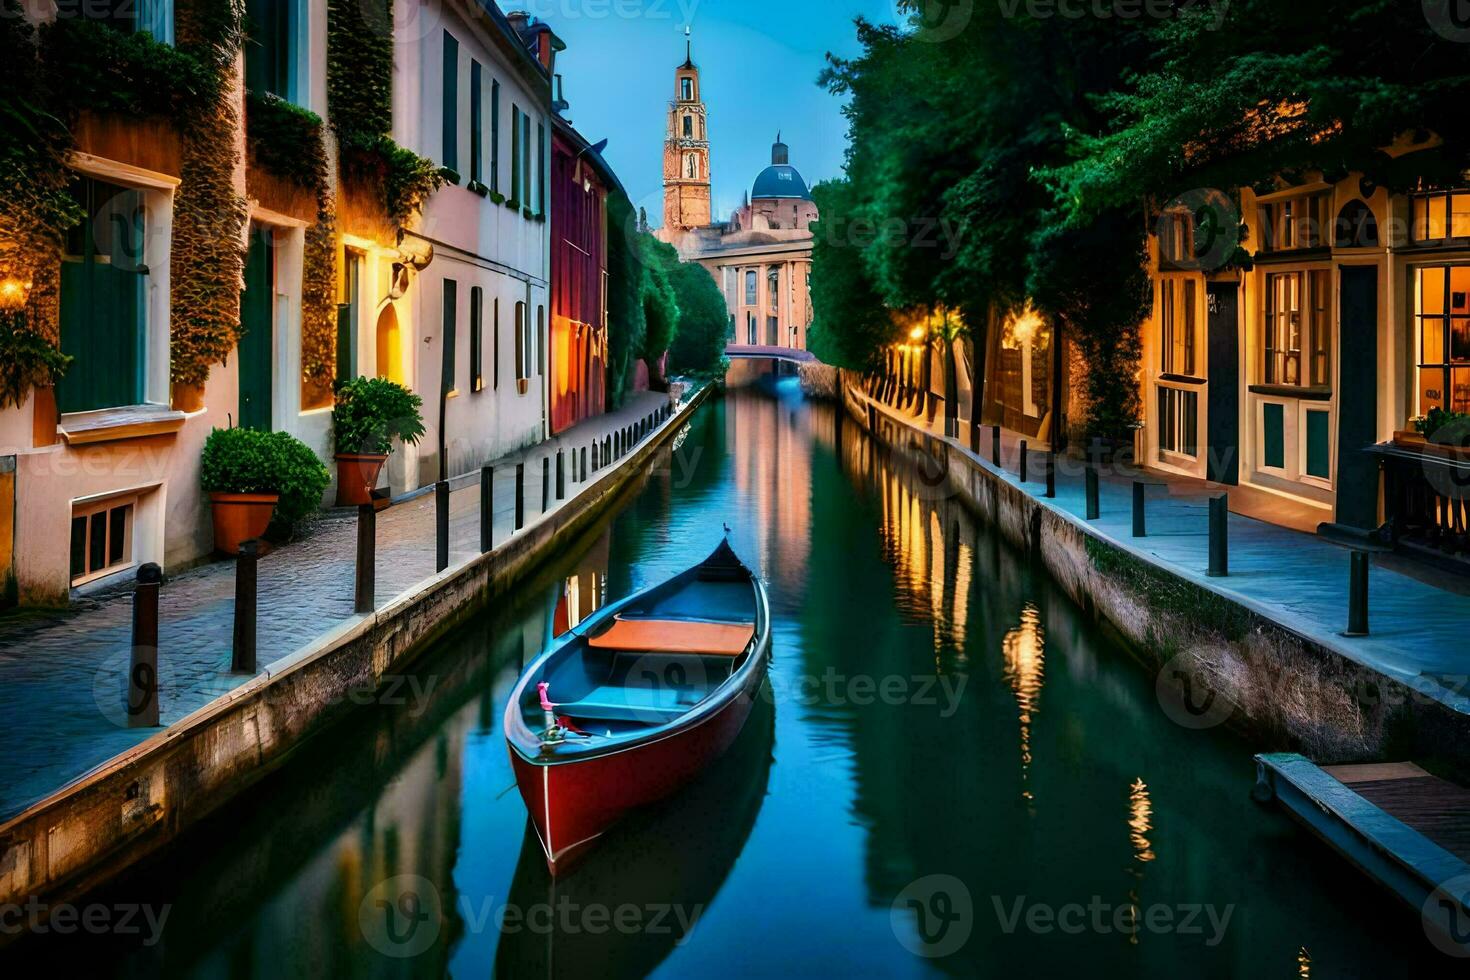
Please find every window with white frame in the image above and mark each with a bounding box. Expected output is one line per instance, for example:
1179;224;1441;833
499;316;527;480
1415;264;1470;415
1159;278;1197;377
1157;387;1199;459
1263;269;1331;388
1258;192;1331;252
1412;191;1470;244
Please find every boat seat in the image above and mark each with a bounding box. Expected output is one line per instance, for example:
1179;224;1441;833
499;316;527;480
557;684;702;725
588;616;754;657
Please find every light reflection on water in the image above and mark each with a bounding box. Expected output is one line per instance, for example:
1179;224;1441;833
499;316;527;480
7;370;1453;977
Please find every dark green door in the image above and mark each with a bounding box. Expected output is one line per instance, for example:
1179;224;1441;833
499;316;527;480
238;225;275;431
58;176;147;415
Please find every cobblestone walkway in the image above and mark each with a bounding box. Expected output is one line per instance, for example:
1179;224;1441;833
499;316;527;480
0;390;684;820
858;385;1470;716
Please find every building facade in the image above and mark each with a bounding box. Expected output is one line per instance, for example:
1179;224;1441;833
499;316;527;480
1136;159;1470;561
654;48;817;353
0;1;600;607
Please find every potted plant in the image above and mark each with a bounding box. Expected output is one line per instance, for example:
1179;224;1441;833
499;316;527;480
201;427;331;554
332;377;425;506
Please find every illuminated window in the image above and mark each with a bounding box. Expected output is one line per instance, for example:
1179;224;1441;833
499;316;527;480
1412;192;1470;243
1159;279;1197;377
1263;270;1331;388
1415;264;1470;414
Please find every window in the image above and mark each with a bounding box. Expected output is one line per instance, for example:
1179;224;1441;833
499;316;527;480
1159;279;1197;376
493;297;500;390
1160;209;1193;266
1412;191;1470;244
91;0;174;41
522;112;533;210
510;105;522;204
515;301;528;384
685;154;699;179
469;60;482;185
70;497;135;586
537;305;546;375
1258;192;1330;252
245;0;294;98
1415;264;1470;414
683;115;693;137
681;77;693;100
744;270;757;306
1157;387;1199;459
441;279;457;394
470;286;484;392
1263;270;1331;388
441;31;459;172
58;176;148;414
490;79;501;193
336;248;362;385
768;268;779;306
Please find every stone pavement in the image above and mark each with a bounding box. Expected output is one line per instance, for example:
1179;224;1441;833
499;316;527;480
0;389;683;820
857;384;1470;715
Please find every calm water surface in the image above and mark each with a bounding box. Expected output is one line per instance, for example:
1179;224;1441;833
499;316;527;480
14;374;1448;977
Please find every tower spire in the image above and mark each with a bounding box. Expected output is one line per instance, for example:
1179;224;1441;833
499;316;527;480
683;25;693;67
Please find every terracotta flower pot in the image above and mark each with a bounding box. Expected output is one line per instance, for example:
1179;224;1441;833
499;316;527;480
171;381;206;413
336;453;389;507
209;492;279;556
32;386;59;448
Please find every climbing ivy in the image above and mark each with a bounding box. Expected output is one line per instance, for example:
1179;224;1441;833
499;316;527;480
246;92;329;193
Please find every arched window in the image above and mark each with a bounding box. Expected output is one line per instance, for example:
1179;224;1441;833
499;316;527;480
682;114;693;137
685;154;699;179
1335;199;1379;248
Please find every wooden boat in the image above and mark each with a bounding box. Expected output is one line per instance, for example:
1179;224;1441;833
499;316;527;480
504;538;771;875
496;691;774;977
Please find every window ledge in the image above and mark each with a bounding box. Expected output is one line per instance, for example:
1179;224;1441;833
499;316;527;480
1159;373;1207;386
59;405;187;445
1248;384;1332;402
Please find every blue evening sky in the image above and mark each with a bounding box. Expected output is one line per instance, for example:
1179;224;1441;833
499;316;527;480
546;0;901;227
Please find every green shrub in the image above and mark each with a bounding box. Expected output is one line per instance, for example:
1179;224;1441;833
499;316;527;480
200;427;330;527
332;377;426;456
1413;408;1470;441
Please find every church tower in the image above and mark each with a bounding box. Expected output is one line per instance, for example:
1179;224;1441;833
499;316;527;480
662;29;711;230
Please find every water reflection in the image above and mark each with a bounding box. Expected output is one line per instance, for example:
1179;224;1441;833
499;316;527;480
1003;606;1046;809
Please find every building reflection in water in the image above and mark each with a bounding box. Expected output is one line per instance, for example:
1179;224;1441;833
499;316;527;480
1002;605;1046;810
1124;776;1157;945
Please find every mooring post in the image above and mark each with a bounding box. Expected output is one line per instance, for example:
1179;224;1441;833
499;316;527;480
1132;481;1147;538
435;480;450;572
232;539;259;674
542;456;550;512
556;449;566;501
581;446;588;482
992;425;1002;467
1346;551;1370;637
592;443;599;473
1085;466;1100;520
1208;493;1230;577
514;462;525;531
129;563;162;728
480;465;494;553
1019;440;1029;483
1045;451;1056;498
355;503;376;614
970;418;980;455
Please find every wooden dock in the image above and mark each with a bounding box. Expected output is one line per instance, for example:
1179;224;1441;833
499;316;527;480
1255;753;1470;955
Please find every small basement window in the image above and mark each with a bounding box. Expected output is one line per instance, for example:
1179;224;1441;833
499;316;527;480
71;496;136;586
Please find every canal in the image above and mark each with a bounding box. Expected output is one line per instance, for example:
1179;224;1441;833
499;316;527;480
13;373;1447;976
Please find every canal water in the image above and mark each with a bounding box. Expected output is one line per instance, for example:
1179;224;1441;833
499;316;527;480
12;373;1448;977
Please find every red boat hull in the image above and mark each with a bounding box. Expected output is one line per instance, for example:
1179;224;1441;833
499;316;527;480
510;683;761;875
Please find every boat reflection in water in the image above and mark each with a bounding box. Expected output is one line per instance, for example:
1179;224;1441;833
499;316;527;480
495;689;775;979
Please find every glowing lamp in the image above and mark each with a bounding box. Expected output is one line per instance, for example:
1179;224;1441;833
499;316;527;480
0;279;31;311
908;326;926;342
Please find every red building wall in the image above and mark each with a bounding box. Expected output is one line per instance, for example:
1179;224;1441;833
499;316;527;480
550;133;609;434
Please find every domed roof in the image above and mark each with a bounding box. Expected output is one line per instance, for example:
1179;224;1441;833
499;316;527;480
751;133;812;201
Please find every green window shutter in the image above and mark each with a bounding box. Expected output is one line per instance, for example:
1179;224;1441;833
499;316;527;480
537;121;546;214
58;177;147;415
470;287;483;391
238;225;275;431
469;61;482;184
442;31;459;171
490;80;500;193
1305;410;1331;479
245;0;291;98
522;113;532;210
510;106;521;204
441;279;457;394
1262;403;1285;470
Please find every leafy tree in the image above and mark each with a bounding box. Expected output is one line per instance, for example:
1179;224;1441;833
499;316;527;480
808;179;895;371
638;235;681;391
605;190;647;410
666;258;730;376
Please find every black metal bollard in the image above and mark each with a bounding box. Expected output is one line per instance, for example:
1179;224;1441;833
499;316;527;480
355;503;376;614
1208;494;1230;577
1019;440;1029;483
129;563;162;728
970;418;980;455
435;480;450;573
480;465;494;553
1045;452;1056;498
514;462;525;531
1085;466;1100;520
556;449;566;501
592;443;598;473
232;540;259;674
1346;551;1370;637
542;456;550;511
581;446;588;481
1132;482;1147;538
992;425;1002;467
